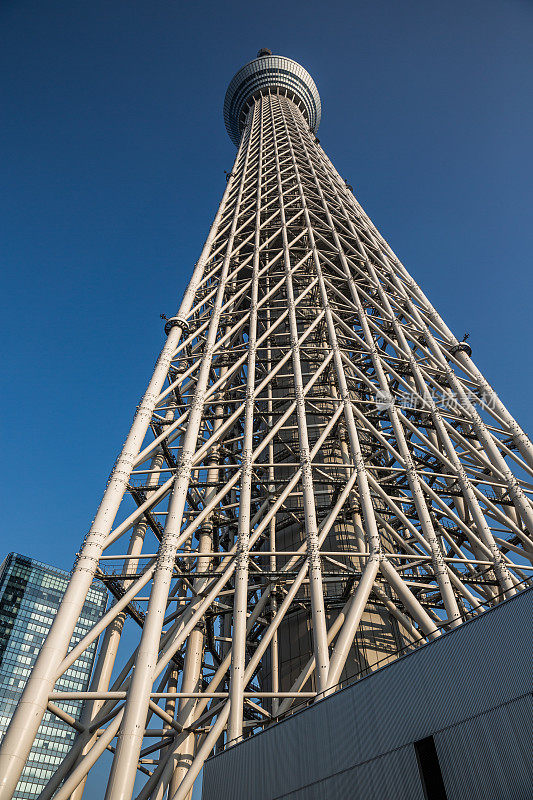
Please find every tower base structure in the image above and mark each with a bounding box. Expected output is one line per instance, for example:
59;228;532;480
203;587;533;800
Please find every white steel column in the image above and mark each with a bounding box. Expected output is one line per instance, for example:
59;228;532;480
227;96;264;742
270;91;330;694
102;113;256;800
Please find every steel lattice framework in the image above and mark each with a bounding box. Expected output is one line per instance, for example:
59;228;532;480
1;51;533;800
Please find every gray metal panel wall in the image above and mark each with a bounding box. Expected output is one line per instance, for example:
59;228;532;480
436;693;533;800
280;746;426;800
203;588;533;800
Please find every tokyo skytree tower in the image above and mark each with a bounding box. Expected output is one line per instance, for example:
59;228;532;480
1;50;533;800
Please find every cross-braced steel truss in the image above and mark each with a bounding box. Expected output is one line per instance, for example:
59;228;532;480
1;57;533;800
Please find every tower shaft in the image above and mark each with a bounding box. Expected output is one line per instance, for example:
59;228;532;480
1;55;532;800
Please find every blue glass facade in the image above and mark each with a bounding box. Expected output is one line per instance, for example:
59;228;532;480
0;553;107;799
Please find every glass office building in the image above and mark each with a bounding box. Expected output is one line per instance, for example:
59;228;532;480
0;553;108;799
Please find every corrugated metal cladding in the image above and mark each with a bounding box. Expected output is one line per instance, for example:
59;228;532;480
202;588;533;800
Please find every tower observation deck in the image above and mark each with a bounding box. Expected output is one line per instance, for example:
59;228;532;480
224;50;321;145
0;51;532;800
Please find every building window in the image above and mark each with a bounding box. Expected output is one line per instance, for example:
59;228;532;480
414;736;448;800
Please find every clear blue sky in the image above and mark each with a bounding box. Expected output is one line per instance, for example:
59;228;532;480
1;1;532;797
